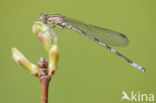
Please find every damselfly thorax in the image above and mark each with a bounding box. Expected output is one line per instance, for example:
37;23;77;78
41;14;72;29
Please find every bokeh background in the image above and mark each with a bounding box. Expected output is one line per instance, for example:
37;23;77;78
0;0;156;103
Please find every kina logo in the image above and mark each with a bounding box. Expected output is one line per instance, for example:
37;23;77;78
121;91;154;102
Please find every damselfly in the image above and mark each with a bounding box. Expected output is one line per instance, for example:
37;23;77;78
40;13;146;72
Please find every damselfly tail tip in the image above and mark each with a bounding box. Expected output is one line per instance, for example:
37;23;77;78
131;62;146;73
142;68;146;73
138;66;146;73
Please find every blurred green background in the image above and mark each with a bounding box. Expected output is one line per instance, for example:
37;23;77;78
0;0;156;103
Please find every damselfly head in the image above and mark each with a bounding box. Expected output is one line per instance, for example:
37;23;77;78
40;13;48;22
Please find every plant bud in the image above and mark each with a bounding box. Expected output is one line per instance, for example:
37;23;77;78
32;21;48;36
12;48;40;77
32;21;57;52
48;45;59;76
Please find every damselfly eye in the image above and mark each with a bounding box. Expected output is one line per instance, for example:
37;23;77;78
40;13;48;21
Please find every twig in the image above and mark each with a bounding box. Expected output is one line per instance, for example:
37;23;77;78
39;76;51;103
12;21;59;103
38;57;51;103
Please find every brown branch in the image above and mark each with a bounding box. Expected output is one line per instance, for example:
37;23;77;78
39;76;51;103
38;57;51;103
